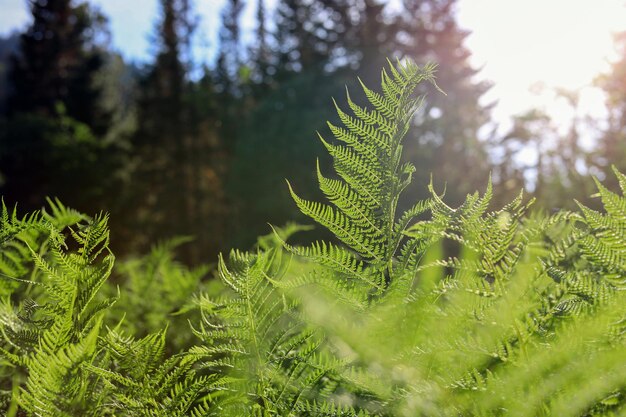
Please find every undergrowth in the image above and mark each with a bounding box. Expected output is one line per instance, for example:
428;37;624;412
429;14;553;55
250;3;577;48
0;59;624;416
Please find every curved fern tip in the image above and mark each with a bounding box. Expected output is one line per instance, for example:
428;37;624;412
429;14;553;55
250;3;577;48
285;179;296;196
432;79;446;96
428;174;446;197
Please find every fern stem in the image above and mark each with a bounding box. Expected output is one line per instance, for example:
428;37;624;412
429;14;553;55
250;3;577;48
7;373;20;417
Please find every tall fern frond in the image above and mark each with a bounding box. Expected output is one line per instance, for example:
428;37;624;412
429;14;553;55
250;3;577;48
286;59;442;301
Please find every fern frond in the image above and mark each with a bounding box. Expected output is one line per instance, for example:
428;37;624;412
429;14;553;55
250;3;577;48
288;182;384;261
286;59;440;300
0;200;48;297
191;248;343;415
20;321;100;416
86;329;210;416
42;197;88;229
575;169;626;289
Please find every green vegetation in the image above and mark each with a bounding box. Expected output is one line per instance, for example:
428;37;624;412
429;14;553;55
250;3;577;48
0;60;624;416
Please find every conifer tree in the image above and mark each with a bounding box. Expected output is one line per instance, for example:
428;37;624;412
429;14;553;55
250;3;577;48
595;31;626;190
227;0;357;246
7;0;110;135
274;0;352;73
251;0;270;88
129;0;225;263
0;33;20;115
0;0;118;213
132;0;194;254
216;0;244;93
399;0;492;205
214;0;246;154
185;67;229;263
343;0;398;76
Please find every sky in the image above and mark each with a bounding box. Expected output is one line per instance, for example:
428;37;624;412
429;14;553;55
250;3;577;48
1;0;626;131
457;0;626;133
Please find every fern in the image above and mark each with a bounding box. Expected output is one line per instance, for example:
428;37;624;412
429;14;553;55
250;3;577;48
0;212;113;416
575;167;626;289
190;240;345;416
0;199;90;414
109;237;209;353
281;59;626;416
0;200;45;297
294;183;625;416
0;204;208;416
286;60;442;302
1;59;625;417
86;328;210;416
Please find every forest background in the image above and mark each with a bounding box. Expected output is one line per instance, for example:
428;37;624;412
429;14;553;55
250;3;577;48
1;0;626;264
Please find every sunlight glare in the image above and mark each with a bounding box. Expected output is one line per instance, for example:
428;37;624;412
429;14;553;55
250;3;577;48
457;0;626;125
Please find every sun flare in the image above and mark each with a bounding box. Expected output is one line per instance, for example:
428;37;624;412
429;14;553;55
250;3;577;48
458;0;626;120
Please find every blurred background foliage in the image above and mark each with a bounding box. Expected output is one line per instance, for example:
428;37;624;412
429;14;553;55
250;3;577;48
0;0;625;264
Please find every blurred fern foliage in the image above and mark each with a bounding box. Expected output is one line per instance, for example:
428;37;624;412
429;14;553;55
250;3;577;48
0;60;624;416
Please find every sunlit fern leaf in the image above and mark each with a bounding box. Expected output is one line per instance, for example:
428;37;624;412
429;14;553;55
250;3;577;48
297;164;625;415
190;248;344;415
19;320;100;416
0;198;88;299
288;181;385;262
0;210;117;416
297;399;376;416
0;200;45;297
86;329;211;417
42;197;88;230
68;212;111;264
411;180;535;291
575;168;626;289
469;290;626;416
274;232;381;292
592;177;626;220
0;198;96;351
270;268;370;311
285;59;440;302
